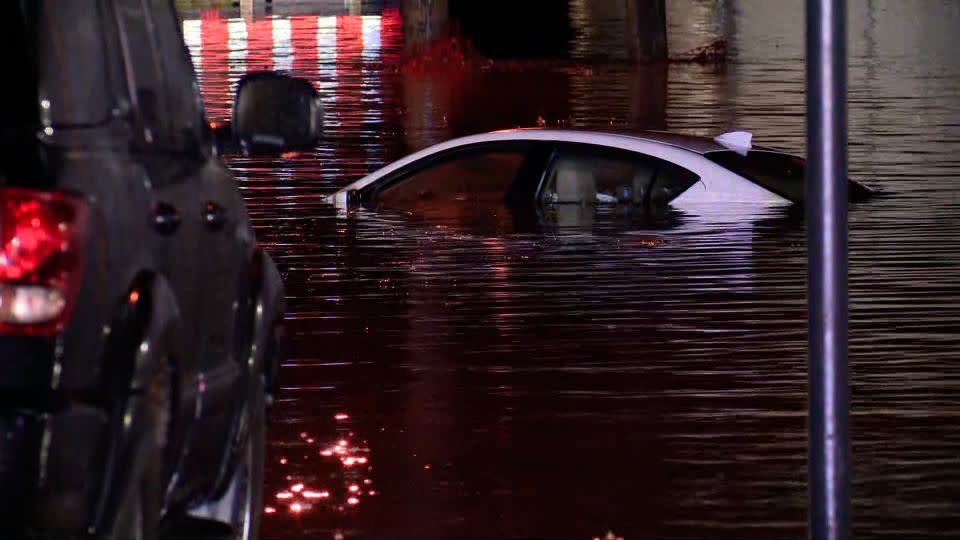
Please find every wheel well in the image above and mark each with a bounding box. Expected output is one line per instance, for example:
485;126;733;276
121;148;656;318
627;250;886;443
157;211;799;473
249;248;282;394
100;273;158;397
250;248;286;404
92;271;182;533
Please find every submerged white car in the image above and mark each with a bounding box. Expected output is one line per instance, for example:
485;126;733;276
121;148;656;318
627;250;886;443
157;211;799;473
329;129;873;212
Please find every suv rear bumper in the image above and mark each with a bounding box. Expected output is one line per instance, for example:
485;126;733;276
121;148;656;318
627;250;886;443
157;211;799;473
0;402;110;535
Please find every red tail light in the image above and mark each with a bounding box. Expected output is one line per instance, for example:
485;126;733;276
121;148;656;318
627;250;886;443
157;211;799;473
0;188;89;335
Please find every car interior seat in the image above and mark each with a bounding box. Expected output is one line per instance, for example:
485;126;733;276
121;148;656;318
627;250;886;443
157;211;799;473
553;158;596;204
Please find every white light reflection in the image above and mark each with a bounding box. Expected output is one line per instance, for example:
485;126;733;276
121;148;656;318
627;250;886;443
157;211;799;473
272;17;293;73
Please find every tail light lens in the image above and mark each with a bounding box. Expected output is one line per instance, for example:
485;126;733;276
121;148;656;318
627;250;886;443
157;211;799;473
0;188;89;335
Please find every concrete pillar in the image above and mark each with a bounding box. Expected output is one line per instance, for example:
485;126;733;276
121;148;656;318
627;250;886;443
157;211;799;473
402;0;449;52
345;0;363;15
240;0;269;21
402;72;453;150
627;0;668;62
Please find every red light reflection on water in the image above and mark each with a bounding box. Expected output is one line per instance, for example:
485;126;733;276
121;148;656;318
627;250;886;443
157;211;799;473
264;412;376;518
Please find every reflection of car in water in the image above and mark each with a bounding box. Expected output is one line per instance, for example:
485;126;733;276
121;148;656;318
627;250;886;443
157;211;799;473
329;129;874;217
0;2;319;539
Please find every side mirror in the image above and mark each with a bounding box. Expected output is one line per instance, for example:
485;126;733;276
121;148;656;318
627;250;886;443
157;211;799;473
232;72;322;155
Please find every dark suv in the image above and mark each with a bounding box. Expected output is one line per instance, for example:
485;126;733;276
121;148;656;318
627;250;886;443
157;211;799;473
0;1;319;538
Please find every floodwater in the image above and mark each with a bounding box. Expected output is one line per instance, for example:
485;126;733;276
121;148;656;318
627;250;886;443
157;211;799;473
181;1;960;538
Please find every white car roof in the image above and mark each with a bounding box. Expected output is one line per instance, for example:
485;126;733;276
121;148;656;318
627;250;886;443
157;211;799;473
329;128;792;207
333;129;723;195
506;128;733;154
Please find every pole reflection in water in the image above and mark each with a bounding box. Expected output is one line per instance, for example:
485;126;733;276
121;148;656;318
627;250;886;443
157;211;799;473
181;1;960;539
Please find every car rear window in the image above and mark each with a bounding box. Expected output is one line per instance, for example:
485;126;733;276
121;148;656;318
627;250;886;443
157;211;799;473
706;150;807;202
706;150;875;203
38;0;114;126
1;1;114;129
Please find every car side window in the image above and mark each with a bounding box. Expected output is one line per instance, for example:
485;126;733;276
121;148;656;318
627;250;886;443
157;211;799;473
375;149;529;211
36;0;115;126
114;0;164;144
540;146;699;207
649;161;701;206
148;0;208;150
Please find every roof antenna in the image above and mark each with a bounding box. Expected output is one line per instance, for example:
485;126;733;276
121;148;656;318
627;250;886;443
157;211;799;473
714;131;753;156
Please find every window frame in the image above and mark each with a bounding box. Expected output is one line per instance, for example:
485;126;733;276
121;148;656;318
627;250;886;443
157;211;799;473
147;0;212;153
110;0;210;154
110;0;165;147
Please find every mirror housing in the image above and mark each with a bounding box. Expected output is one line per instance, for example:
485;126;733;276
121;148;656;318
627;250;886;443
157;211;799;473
232;72;322;155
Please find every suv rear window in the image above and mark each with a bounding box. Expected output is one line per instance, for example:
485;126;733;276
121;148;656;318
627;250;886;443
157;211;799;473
706;150;807;202
1;1;114;129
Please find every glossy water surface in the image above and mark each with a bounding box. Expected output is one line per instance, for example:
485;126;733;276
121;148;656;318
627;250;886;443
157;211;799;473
182;1;960;538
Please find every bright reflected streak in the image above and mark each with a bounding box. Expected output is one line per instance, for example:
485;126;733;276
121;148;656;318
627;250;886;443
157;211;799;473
272;17;293;72
226;19;248;71
361;15;381;54
317;16;337;105
182;19;203;70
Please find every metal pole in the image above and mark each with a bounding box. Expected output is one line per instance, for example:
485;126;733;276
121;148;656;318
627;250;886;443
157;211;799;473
806;0;850;539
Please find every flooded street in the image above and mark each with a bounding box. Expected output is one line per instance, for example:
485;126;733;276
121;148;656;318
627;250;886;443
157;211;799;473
181;1;960;538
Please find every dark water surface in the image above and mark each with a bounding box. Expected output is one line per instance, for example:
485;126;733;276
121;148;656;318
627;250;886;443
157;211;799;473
182;1;960;538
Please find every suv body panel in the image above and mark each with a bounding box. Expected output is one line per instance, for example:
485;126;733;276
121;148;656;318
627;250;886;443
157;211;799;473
0;0;283;534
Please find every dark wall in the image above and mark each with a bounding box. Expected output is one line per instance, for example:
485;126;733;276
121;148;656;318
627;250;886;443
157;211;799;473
449;0;574;58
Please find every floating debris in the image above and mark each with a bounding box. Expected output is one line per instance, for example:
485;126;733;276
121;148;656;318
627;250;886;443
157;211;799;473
672;38;728;63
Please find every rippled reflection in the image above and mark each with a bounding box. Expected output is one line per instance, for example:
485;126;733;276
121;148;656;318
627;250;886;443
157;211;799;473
182;1;960;539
